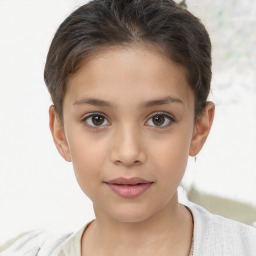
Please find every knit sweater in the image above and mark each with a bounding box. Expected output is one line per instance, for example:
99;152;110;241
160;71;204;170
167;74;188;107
0;202;255;256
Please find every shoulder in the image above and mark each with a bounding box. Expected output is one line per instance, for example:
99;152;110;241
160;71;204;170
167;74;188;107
0;229;72;256
188;202;256;256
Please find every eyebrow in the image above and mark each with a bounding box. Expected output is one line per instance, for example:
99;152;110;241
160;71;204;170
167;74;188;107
73;98;115;107
73;96;183;108
141;96;183;108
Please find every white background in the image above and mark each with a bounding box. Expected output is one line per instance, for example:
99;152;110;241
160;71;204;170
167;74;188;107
0;0;255;244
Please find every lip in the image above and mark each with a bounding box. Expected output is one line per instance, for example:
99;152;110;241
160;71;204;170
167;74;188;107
105;177;153;198
106;177;152;185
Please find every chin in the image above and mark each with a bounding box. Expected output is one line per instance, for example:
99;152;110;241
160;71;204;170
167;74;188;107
107;205;156;223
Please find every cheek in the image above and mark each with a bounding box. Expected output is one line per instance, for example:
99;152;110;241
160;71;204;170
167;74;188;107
67;127;108;168
67;134;108;196
151;132;191;180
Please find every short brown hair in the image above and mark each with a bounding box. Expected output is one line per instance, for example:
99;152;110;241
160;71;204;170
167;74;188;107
44;0;211;122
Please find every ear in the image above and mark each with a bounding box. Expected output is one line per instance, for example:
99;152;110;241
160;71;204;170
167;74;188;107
49;105;71;162
189;101;215;156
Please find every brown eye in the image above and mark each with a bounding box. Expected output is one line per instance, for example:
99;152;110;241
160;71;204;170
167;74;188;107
83;114;110;127
152;115;165;126
92;115;105;126
146;113;175;127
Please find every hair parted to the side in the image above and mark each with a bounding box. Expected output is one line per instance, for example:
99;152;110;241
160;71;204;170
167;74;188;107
44;0;212;123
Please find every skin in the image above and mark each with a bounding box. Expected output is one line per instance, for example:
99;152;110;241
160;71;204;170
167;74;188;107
49;45;214;256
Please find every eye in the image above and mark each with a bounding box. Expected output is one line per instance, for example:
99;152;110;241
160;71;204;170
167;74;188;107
82;113;110;127
146;113;175;127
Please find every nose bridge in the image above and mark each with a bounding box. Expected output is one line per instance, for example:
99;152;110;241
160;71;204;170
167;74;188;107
111;123;146;166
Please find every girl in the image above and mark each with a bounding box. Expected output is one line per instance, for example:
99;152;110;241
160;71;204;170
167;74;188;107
1;0;255;255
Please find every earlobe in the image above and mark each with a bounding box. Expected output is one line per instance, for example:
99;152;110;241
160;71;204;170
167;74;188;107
189;101;215;156
49;105;71;162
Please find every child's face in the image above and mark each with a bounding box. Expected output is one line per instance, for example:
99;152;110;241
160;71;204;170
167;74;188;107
50;45;213;222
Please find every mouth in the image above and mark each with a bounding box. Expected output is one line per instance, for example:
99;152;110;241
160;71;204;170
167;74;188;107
106;177;152;185
105;177;154;198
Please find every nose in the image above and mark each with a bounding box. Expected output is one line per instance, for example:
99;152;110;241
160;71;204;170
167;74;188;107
110;125;147;167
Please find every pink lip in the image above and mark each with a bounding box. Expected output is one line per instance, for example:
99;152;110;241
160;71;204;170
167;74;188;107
105;177;153;198
106;177;152;185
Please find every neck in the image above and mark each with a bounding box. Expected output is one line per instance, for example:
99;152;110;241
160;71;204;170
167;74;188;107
81;194;193;256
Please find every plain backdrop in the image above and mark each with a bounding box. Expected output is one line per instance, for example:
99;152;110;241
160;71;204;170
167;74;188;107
0;0;256;244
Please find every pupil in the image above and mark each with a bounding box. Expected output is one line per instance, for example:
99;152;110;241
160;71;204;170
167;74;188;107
92;115;104;125
153;115;164;126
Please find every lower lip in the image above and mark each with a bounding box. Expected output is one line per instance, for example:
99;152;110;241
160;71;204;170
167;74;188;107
106;183;153;199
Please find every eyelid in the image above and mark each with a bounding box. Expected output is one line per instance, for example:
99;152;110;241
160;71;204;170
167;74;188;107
145;112;176;127
81;112;110;128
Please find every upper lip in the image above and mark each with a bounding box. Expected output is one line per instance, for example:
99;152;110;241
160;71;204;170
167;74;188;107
105;177;152;185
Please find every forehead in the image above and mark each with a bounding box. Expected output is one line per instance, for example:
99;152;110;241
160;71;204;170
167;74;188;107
65;45;194;107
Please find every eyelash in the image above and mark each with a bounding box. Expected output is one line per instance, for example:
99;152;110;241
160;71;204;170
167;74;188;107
81;112;175;129
145;112;175;128
81;112;110;128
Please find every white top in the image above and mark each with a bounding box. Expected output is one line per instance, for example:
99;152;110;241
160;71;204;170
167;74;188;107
1;202;255;256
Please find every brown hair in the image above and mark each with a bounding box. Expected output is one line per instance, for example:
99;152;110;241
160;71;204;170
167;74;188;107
44;0;211;123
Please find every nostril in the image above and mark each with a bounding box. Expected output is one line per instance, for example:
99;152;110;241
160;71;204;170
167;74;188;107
110;144;147;166
114;159;142;166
